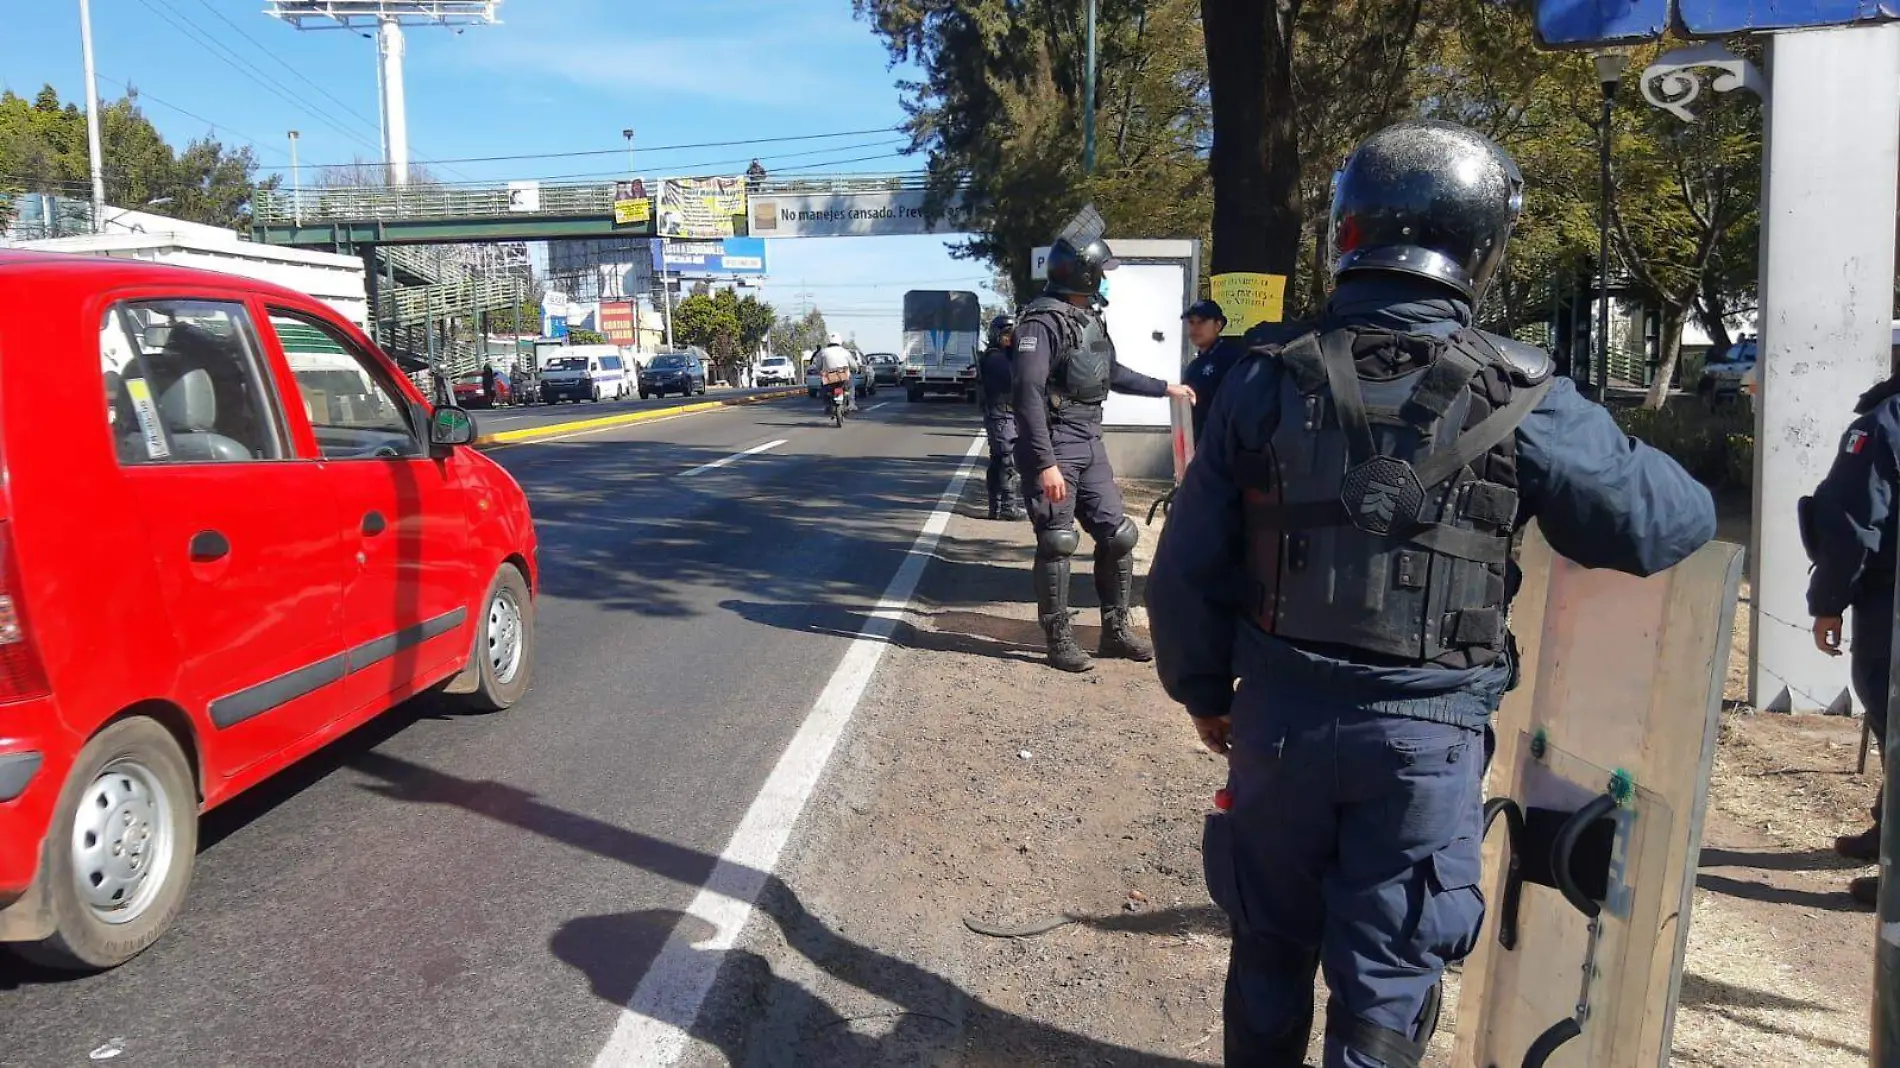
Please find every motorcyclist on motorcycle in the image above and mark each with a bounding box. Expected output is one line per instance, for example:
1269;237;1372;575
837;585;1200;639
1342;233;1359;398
812;333;859;414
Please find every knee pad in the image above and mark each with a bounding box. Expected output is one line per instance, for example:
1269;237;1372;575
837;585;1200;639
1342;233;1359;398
1097;517;1139;560
1036;526;1080;560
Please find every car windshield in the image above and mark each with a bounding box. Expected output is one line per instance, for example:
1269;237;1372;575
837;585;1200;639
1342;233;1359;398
1712;341;1757;365
545;357;587;371
455;374;485;385
652;355;688;368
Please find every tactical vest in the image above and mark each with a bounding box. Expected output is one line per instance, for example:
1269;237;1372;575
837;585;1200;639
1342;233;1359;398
979;345;1014;414
1023;295;1112;410
1236;328;1552;667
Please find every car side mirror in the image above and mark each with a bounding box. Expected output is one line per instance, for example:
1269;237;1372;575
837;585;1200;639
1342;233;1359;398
430;405;477;449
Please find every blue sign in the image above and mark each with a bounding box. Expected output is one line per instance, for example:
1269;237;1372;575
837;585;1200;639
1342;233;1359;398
1679;0;1900;34
652;236;768;277
1534;0;1899;46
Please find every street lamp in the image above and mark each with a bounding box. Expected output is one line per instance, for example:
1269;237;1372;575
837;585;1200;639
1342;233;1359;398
622;128;634;176
1594;51;1628;405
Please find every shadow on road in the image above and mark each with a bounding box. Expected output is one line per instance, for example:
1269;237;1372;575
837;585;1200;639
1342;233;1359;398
345;751;1207;1066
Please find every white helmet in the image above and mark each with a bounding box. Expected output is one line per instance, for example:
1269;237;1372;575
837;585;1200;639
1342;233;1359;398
826;332;843;347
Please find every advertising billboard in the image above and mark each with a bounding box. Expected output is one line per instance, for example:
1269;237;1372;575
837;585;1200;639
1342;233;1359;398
658;176;747;239
600;301;636;345
747;190;972;238
653;237;768;277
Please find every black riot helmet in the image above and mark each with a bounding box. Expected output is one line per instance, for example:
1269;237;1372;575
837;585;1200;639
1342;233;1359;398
1329;120;1524;302
1042;204;1119;304
987;313;1017;347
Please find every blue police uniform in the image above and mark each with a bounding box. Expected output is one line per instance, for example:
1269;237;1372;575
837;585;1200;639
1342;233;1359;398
1803;377;1900;830
1013;303;1168;541
1185;336;1247;444
1147;275;1717;1067
977;341;1024;518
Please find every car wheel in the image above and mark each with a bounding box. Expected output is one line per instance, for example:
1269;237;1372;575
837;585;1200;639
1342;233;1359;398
13;718;198;972
462;562;534;713
640;391;650;400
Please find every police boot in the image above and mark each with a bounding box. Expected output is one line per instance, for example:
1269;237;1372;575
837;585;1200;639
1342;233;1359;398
1837;824;1882;863
1853;875;1880;908
1034;535;1092;674
985;464;1003;520
1094;520;1152;662
1000;467;1028;521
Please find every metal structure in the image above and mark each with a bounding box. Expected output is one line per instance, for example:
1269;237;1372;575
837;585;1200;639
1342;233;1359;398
1593;53;1627;404
266;2;500;186
252;173;937;248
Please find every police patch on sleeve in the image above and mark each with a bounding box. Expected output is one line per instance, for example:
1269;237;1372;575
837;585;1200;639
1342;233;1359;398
1847;429;1868;455
1019;335;1039;353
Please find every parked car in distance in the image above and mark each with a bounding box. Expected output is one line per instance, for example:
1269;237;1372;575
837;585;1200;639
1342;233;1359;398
757;355;797;387
640;350;707;398
1696;336;1756;404
539;346;632;404
0;249;539;971
868;352;903;387
452;369;512;409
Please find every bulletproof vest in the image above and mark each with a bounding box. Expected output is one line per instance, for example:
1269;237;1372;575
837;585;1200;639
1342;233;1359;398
978;344;1014;413
1235;328;1553;667
1024;296;1111;411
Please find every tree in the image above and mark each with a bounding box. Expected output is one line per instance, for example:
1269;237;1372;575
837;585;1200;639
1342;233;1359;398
315;156;442;188
1200;0;1299;278
735;293;777;355
566;328;607;344
768;307;830;357
0;84;276;230
856;0;1212;298
673;290;742;365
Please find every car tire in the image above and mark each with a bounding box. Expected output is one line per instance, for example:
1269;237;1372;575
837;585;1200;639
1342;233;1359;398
462;562;534;713
640;391;650;400
13;717;198;972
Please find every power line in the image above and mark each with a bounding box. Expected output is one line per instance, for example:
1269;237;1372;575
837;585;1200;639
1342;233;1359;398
183;0;475;182
132;0;383;155
96;75;285;159
190;0;379;132
287;126;900;172
373;142;912;187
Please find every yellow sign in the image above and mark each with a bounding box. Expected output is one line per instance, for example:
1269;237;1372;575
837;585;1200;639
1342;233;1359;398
613;198;651;226
1210;272;1287;335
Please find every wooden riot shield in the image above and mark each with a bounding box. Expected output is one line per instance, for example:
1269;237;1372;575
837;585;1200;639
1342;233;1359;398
1454;526;1745;1068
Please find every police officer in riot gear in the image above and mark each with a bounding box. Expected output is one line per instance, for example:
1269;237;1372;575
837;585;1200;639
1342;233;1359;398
1803;363;1900;908
1148;121;1717;1067
1016;208;1197;673
978;314;1027;521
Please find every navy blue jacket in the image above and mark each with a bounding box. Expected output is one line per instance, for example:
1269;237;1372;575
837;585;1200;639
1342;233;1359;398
977;343;1014;416
1147;277;1719;720
1184;337;1246;443
1014;301;1168;472
1805;378;1900;619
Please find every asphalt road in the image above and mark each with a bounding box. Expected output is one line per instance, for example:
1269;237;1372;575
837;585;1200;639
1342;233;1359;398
0;393;984;1067
468;385;798;435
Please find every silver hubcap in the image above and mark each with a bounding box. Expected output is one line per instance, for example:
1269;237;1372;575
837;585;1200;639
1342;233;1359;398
488;584;525;685
70;761;175;924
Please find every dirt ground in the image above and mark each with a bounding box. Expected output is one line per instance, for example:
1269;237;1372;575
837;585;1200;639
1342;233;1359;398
681;482;1880;1067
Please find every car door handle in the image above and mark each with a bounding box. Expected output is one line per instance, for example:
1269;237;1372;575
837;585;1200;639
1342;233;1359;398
362;511;388;537
189;530;230;563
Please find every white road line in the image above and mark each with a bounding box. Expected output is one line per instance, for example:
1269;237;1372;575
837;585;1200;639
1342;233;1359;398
678;438;788;477
590;431;987;1068
859;401;888;413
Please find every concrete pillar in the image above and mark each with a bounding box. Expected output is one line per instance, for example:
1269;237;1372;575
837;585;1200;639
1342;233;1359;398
378;17;409;186
1752;24;1900;713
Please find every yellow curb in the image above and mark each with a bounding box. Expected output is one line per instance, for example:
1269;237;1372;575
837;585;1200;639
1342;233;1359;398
476;389;804;447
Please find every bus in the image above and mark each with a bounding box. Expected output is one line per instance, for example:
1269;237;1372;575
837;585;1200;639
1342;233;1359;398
899;289;982;402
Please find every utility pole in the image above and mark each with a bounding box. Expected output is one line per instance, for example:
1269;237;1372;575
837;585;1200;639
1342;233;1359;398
288;130;302;227
1082;0;1098;174
78;0;106;231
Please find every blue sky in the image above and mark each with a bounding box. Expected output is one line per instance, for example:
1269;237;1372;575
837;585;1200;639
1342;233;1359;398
1;0;1000;352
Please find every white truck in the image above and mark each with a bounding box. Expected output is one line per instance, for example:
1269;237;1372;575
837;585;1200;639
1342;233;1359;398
899;290;981;402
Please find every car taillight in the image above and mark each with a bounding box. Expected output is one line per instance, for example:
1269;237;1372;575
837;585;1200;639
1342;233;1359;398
0;522;49;702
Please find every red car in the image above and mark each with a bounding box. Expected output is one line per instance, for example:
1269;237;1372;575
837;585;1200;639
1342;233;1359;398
0;251;539;970
453;369;512;409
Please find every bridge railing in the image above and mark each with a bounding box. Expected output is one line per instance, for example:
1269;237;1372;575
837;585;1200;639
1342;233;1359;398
255;172;937;227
